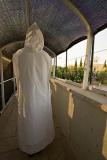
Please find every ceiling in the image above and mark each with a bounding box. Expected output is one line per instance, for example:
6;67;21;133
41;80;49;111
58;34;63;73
0;0;107;57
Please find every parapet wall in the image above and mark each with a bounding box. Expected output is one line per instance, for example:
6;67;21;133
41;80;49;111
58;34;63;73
50;79;107;160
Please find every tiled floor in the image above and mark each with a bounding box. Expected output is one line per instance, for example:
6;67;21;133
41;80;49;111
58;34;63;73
0;96;74;160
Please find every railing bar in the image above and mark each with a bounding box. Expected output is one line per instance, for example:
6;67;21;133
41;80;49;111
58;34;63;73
0;51;5;108
0;77;16;84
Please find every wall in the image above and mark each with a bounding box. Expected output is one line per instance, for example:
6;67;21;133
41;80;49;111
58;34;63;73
50;79;107;160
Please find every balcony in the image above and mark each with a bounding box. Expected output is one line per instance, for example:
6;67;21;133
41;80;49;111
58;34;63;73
0;1;107;160
0;78;107;160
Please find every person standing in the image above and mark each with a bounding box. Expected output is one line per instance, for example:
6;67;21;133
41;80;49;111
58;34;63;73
13;22;55;155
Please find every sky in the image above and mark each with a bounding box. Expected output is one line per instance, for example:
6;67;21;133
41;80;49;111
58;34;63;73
55;28;107;67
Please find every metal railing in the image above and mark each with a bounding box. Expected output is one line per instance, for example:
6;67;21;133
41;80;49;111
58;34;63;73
0;52;16;113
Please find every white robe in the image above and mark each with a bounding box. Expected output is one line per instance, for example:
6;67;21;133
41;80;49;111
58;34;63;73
13;23;55;154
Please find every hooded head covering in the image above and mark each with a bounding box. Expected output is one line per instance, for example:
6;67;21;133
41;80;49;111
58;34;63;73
25;22;44;52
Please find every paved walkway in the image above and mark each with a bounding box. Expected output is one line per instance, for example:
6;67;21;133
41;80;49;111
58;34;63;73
0;96;74;160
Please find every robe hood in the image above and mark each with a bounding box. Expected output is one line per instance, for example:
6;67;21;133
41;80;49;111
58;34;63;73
25;22;44;52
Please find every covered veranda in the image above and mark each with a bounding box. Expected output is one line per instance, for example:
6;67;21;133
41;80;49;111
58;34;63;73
0;0;107;160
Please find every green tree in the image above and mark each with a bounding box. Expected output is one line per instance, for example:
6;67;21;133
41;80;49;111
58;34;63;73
103;60;107;68
55;65;84;83
74;59;77;69
96;68;107;84
80;58;82;67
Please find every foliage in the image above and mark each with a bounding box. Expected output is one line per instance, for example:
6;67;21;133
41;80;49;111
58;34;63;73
55;66;84;83
103;60;107;68
56;67;66;79
80;58;82;67
96;68;107;84
51;63;107;85
74;59;77;69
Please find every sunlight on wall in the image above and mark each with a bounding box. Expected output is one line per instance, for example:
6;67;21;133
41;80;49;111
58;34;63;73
67;92;74;119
